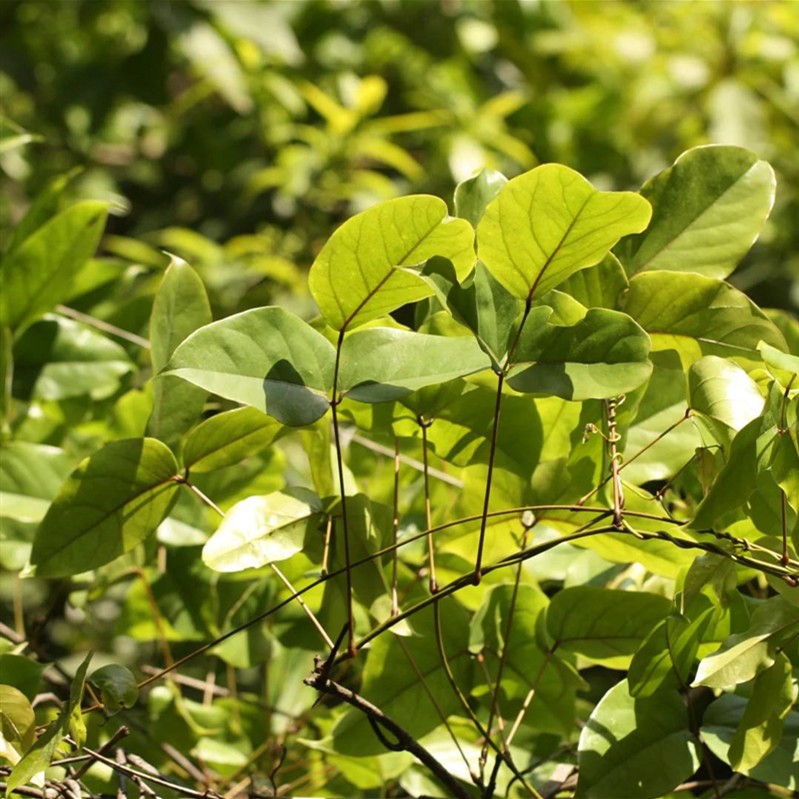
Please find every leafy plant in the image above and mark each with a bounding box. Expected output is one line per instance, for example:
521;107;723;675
1;144;798;798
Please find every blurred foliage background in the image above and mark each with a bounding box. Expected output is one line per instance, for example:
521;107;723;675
2;0;798;320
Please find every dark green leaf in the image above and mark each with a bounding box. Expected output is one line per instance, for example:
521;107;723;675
90;664;139;713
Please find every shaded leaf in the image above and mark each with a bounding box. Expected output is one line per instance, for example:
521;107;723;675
728;652;797;772
12;315;133;401
31;439;180;577
759;341;799;390
477;163;651;300
90;664;139;714
577;680;699;799
619;145;775;279
0;443;72;523
147;258;212;446
453;168;507;227
507;307;652;400
547;587;671;667
309;196;475;330
164;307;335;427
0;201;107;331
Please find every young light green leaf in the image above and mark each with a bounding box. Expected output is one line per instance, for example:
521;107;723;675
164;307;335;427
619;145;775;279
688;355;765;442
728;652;797;772
693;596;799;690
12;315;133;401
338;327;491;403
555;253;629;310
477;163;651;300
547;587;671;668
622;271;786;370
90;664;139;713
0;201;108;331
577;680;700;799
202;489;323;572
507;307;652;400
147;258;212;447
453;168;508;227
183;406;284;473
30;439;180;577
309;195;475;330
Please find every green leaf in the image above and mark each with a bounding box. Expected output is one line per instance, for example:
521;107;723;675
477;163;651;300
688;355;765;442
772;429;799;511
507;307;652;400
619;145;775;279
703;695;799;789
30;438;180;577
0;443;72;523
202;489;323;572
555;253;629;310
693;596;799;690
420;258;522;369
628;609;714;698
691;417;778;530
147;258;212;447
547;587;671;668
12;315;133;401
6;652;91;797
622;271;786;370
330;600;473;757
183;406;284;473
728;652;797;772
309;196;475;330
0;685;35;757
338;328;490;403
453;168;507;227
577;680;700;799
164;307;335;427
759;341;799;390
90;664;139;713
470;584;581;736
0;655;46;702
0;201;108;331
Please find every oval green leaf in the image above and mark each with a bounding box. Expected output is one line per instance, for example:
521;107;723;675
12;315;133;401
0;200;108;331
507;307;652;400
164;307;335;427
202;489;323;572
477;164;651;300
90;664;139;713
30;438;180;577
338;327;491;403
309;195;475;331
620;145;775;279
577;680;700;799
183;406;284;473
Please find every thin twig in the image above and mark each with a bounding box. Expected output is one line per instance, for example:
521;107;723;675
55;304;151;348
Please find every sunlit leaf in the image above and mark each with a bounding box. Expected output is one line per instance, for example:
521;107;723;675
309;195;475;330
477;164;651;300
619;145;775;279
